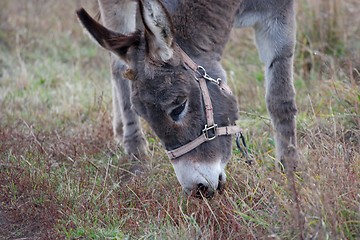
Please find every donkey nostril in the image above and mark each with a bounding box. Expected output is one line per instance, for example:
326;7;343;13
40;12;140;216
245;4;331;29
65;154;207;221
195;183;214;199
197;183;207;192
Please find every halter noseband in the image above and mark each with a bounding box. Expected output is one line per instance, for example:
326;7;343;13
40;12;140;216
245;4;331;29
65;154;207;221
166;47;243;159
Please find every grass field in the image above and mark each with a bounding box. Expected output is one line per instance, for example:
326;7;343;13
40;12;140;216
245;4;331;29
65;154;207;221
0;0;359;239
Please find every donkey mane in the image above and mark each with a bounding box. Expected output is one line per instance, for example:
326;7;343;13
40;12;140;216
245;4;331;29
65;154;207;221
172;0;242;58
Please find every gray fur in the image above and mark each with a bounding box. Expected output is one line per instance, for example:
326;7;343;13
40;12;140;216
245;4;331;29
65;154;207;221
97;0;147;158
77;0;298;195
236;0;298;169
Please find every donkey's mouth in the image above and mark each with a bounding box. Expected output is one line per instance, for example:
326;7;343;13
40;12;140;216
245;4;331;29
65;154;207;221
189;175;226;199
172;156;228;199
193;183;216;199
189;183;226;199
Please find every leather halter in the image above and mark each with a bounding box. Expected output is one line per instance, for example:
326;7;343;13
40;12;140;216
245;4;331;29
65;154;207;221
166;47;243;159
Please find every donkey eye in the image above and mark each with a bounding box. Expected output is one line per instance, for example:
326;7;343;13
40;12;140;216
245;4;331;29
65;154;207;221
170;100;187;121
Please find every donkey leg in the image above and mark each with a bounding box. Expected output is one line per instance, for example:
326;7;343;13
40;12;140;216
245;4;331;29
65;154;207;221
97;0;147;159
111;66;123;142
111;56;148;159
253;1;298;170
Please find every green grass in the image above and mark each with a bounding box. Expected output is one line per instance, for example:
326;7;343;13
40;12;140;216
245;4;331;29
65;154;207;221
1;0;359;239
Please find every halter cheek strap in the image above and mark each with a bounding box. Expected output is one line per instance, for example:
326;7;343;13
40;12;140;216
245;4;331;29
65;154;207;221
166;47;243;160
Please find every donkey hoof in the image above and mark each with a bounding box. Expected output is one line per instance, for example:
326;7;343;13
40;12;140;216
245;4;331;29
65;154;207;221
123;136;148;160
129;163;147;175
278;145;299;173
119;163;148;183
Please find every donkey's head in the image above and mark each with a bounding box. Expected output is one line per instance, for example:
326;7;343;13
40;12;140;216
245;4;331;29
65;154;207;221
77;0;239;198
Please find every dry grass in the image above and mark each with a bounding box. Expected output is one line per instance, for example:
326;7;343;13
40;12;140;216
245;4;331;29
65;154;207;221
0;0;359;239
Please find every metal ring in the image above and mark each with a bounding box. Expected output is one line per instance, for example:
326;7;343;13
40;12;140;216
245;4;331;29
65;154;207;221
196;66;207;78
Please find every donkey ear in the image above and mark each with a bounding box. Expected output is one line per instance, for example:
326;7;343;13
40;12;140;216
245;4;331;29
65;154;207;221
139;0;175;63
76;8;140;61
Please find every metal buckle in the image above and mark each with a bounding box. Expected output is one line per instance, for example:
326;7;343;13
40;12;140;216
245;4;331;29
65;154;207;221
203;124;218;141
196;66;220;85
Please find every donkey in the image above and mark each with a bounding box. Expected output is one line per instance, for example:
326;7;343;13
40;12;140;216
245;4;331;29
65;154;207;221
76;0;298;198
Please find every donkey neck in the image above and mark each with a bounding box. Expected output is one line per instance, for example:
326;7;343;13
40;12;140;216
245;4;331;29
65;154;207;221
172;0;242;60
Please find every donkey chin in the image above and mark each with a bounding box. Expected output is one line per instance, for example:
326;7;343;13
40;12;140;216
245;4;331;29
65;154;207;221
172;157;227;199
